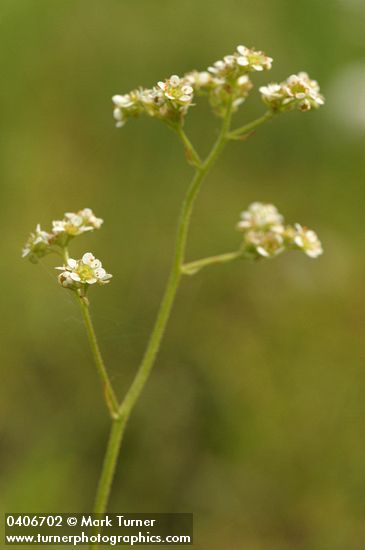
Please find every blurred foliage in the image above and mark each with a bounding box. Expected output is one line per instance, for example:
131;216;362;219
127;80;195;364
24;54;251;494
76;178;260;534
1;1;365;548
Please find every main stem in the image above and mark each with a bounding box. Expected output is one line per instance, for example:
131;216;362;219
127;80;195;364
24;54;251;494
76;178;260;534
91;106;233;529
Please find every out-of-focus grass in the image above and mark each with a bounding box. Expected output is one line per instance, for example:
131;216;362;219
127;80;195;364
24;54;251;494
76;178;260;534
1;0;365;547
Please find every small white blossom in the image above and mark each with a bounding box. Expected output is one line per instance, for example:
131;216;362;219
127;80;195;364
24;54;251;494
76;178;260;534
208;45;272;78
113;75;194;128
52;208;103;238
260;72;325;112
237;203;285;258
56;252;112;289
112;90;144;127
78;208;103;229
186;47;262;117
157;75;194;107
237;202;284;232
244;229;284;258
184;71;213;90
293;224;323;258
187;69;253;117
22;224;52;263
236;45;273;72
259;83;282;102
236;203;323;261
112;94;135;109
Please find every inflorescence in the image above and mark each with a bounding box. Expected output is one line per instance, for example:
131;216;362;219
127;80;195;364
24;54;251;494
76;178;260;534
22;208;111;294
237;202;323;259
112;45;324;126
23;44;324;291
260;72;324;112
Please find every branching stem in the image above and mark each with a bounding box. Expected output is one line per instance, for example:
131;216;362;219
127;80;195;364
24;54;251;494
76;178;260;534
174;124;202;167
228;110;274;140
89;105;233;547
181;250;243;275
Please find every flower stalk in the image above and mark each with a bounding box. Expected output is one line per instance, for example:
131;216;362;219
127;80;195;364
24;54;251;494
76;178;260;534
90;105;234;533
181;250;244;275
174;124;202;167
77;295;119;418
61;246;118;418
228;110;275;140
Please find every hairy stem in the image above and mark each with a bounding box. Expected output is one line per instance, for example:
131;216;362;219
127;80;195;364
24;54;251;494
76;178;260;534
90;105;233;534
181;250;243;275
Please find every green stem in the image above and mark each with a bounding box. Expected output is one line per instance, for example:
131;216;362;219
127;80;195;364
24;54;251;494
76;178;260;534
181;250;243;275
174;124;202;167
77;295;119;418
92;415;126;514
62;246;119;418
228;110;274;140
90;104;234;531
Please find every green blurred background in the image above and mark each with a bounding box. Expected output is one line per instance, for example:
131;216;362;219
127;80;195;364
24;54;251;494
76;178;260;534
2;1;365;548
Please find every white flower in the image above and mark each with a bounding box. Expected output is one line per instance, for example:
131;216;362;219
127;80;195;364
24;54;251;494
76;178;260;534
113;107;125;127
208;45;272;78
236;203;323;261
237;203;285;259
157;75;194;107
22;224;52;263
244;229;285;258
185;46;264;117
113;75;194;127
52;208;103;238
112;94;135;108
236;45;273;72
56;252;112;289
293;224;323;258
184;71;213;89
78;208;103;229
260;72;325;112
112;89;145;127
237;202;284;232
112;44;272;125
259;83;282;101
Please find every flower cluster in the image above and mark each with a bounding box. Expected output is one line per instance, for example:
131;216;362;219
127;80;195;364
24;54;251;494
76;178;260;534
113;45;273;124
237;202;323;259
208;45;273;78
22;224;53;263
56;253;112;290
292;224;324;258
113;46;325;124
52;208;103;238
260;72;325;112
188;46;272;116
112;75;194;128
186;70;254;117
22;208;103;263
